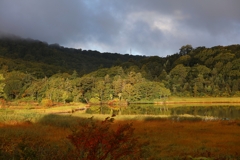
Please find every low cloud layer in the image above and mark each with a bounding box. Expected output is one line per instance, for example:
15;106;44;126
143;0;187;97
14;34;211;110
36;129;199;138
0;0;239;56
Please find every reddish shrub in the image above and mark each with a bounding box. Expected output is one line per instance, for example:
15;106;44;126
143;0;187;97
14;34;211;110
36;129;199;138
67;117;149;160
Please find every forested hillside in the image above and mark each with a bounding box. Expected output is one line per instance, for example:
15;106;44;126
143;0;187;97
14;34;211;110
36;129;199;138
0;36;145;77
0;37;240;104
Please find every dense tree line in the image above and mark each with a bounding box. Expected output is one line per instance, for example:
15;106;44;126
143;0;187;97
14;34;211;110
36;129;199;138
117;44;240;97
0;67;170;103
166;45;240;97
1;37;240;103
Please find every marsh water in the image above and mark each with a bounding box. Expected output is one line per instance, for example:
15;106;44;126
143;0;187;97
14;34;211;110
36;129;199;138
86;104;240;120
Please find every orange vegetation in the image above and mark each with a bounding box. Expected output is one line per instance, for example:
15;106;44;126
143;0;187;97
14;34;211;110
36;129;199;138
115;119;240;159
0;119;240;159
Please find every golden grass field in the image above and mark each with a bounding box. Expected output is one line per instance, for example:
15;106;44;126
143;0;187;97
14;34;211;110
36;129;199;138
119;119;240;159
1;112;240;159
1;99;240;159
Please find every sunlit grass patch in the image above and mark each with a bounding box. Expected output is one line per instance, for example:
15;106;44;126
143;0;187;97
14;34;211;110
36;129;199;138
166;97;240;104
0;103;88;124
0;109;42;124
43;106;85;113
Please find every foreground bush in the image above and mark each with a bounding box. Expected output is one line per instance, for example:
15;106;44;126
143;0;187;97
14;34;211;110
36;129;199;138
67;116;149;160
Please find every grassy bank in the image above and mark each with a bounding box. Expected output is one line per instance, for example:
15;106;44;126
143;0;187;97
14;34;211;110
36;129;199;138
0;103;87;124
162;97;240;104
124;97;240;105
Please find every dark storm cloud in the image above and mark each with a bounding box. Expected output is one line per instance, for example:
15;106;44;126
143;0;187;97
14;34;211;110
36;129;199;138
0;0;239;56
0;0;87;43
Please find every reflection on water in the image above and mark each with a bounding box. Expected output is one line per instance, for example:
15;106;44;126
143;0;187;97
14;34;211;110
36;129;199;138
86;104;240;120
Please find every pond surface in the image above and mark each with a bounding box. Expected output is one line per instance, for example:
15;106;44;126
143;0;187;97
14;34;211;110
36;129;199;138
86;104;240;120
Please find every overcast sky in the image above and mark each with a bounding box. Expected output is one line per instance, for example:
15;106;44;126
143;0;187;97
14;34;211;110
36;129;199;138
0;0;240;57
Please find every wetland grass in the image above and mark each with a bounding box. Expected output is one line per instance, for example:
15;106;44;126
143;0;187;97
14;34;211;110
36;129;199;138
1;102;240;159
